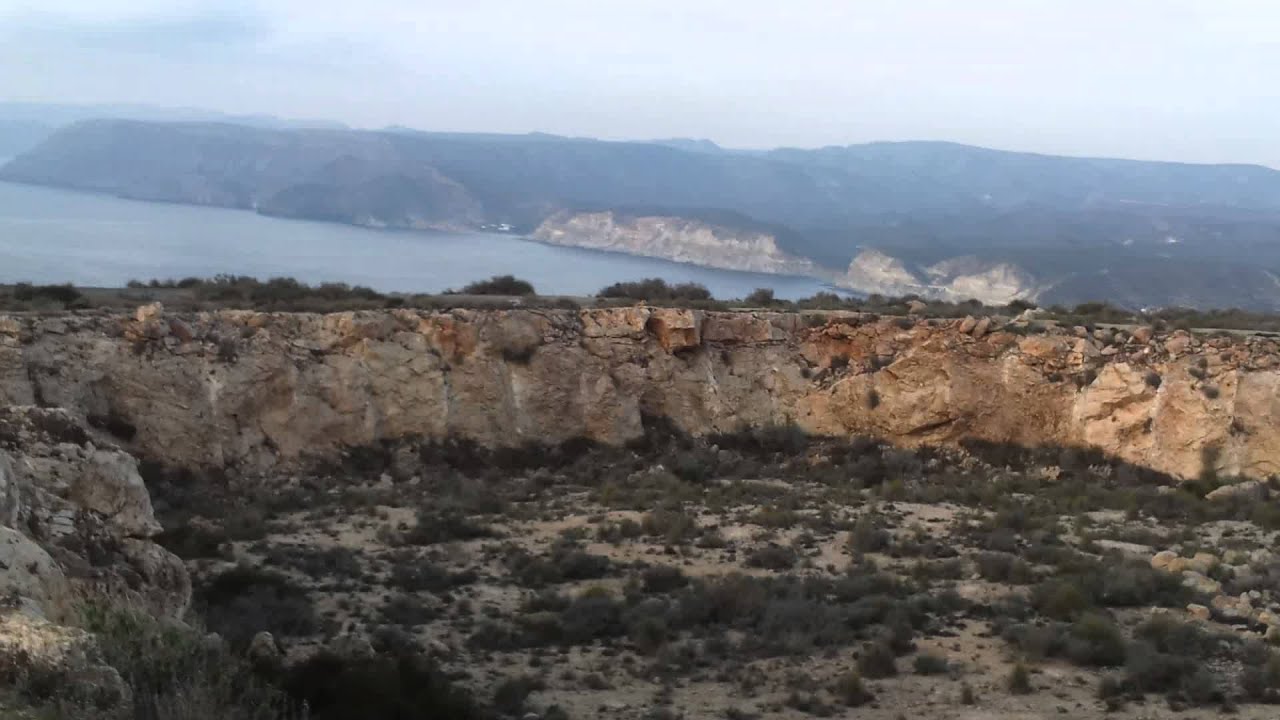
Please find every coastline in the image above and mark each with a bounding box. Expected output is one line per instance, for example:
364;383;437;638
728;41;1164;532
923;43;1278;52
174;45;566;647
0;178;856;297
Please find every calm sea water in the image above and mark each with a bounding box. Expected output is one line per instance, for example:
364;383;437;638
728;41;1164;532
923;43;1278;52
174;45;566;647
0;182;841;299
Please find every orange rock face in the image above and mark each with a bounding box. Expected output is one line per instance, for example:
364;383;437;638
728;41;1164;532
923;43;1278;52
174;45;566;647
1;308;1276;481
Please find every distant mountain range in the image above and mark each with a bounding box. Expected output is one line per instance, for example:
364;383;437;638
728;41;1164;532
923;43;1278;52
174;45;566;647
5;112;1280;309
0;102;345;158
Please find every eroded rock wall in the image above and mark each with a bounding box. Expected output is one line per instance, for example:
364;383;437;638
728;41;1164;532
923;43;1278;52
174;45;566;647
0;406;191;710
534;211;822;277
0;406;189;620
1;307;1278;481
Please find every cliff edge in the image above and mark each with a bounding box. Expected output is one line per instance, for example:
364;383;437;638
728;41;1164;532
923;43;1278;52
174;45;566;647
0;306;1275;481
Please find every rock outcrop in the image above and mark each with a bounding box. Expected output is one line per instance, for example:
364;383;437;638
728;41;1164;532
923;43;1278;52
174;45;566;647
534;211;822;277
0;406;189;620
841;250;1040;305
0;407;189;711
1;307;1279;481
0;608;132;708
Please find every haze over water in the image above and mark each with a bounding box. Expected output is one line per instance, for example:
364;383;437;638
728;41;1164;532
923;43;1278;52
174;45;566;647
0;182;837;299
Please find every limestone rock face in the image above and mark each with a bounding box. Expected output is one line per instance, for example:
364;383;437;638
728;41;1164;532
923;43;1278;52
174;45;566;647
0;407;189;715
2;308;1280;481
0;407;190;620
0;527;70;620
534;211;822;277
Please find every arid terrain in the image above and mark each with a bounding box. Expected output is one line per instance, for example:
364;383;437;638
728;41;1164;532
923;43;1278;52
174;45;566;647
2;301;1280;719
163;426;1280;719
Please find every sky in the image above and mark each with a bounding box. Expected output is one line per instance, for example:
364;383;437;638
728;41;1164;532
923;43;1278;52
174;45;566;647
3;0;1280;165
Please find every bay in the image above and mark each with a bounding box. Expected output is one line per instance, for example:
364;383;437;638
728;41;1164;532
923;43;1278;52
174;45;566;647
0;181;841;300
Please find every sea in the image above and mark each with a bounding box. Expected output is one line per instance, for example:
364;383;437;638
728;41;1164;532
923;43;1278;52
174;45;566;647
0;181;841;300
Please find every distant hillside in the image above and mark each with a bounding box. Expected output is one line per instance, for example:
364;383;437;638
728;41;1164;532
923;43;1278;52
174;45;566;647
8;119;1280;309
0;102;345;159
0;119;53;159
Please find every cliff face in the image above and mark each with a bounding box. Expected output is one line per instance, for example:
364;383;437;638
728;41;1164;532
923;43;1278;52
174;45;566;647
1;307;1277;481
841;250;1040;305
0;405;190;708
533;211;822;277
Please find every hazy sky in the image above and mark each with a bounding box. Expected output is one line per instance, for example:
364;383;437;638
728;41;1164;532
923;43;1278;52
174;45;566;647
3;1;1280;165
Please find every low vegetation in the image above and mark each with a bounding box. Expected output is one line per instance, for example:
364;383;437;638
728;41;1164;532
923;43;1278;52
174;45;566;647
94;422;1277;718
0;275;574;312
8;600;487;720
9;274;1280;334
455;274;536;296
597;277;714;303
0;282;89;310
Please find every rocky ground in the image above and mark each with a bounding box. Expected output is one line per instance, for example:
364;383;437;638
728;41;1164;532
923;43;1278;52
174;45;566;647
151;424;1280;719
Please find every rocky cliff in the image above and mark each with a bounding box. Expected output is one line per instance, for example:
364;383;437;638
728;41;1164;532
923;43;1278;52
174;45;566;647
532;214;1043;305
841;249;1040;305
1;306;1278;482
0;406;190;707
533;211;823;277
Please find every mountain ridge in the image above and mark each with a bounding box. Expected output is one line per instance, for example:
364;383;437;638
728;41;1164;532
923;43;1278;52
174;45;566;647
8;119;1280;309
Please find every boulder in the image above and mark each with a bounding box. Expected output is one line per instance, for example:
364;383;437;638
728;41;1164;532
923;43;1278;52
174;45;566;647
486;313;546;360
1095;539;1153;559
0;407;189;620
0;317;22;338
1211;594;1253;622
1205;480;1269;503
248;631;282;669
1151;550;1179;571
1072;338;1101;362
71;449;164;538
958;316;977;334
1131;326;1154;345
579;307;650;339
1155;551;1219;576
1186;603;1211;621
1018;335;1069;362
134;302;163;323
1187;552;1219;575
644;308;703;352
1182;571;1222;596
166;318;195;343
703;313;786;343
0;526;71;621
971;317;992;339
120;539;193;618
